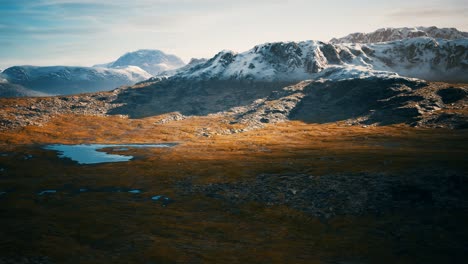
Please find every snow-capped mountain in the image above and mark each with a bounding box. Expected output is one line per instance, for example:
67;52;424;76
330;26;468;44
95;50;185;76
358;38;468;82
1;65;152;95
172;42;329;81
171;37;468;82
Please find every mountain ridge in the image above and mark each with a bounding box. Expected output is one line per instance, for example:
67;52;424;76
0;82;49;98
1;65;152;95
330;26;468;44
167;37;468;83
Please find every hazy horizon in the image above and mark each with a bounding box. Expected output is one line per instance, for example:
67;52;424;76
1;0;467;69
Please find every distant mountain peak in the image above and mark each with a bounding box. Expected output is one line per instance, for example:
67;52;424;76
96;49;185;76
330;26;468;44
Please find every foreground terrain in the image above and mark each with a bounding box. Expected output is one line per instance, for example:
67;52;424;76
0;53;467;262
0;110;467;263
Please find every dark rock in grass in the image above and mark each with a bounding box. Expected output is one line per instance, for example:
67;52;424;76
437;87;467;104
37;190;57;196
151;195;174;207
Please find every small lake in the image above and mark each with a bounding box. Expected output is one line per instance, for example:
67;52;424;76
43;144;175;164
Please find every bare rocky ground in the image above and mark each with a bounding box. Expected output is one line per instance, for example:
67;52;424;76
179;169;468;219
0;89;123;130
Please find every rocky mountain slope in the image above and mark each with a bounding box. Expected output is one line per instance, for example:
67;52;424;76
331;26;468;44
95;49;185;75
0;82;49;98
1;76;466;132
109;76;467;130
0;65;152;95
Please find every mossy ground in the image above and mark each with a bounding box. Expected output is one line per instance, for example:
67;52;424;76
0;114;467;263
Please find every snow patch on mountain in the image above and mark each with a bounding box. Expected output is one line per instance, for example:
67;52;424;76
93;66;153;81
314;66;401;81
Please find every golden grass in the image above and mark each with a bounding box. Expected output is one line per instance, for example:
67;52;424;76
0;114;467;263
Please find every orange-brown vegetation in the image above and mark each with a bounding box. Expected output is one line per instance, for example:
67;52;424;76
0;114;467;263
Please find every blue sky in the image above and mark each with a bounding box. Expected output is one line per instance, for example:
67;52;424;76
0;0;467;69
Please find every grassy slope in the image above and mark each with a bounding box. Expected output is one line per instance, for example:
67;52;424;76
0;114;467;263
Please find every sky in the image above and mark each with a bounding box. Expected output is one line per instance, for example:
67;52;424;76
0;0;467;69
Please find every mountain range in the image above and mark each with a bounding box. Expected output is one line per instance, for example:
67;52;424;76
167;37;467;82
0;26;467;98
0;65;152;96
0;50;185;97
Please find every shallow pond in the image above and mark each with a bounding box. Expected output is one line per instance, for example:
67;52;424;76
43;144;175;164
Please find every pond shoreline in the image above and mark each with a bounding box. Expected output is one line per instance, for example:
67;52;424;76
42;143;177;164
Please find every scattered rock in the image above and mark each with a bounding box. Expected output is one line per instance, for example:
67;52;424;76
151;195;173;207
155;112;186;124
37;190;57;196
0;90;123;131
151;195;163;201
